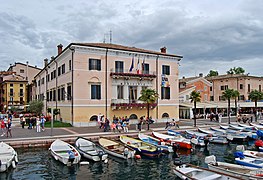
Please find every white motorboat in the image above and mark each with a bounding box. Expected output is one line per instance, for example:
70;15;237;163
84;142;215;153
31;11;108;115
0;142;18;172
250;122;263;129
75;137;108;162
205;155;263;180
174;164;239;180
50;139;81;165
198;128;229;144
98;137;135;160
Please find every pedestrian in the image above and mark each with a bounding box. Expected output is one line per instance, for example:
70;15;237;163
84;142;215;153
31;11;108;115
40;115;46;131
219;113;222;123
28;117;33;129
1;118;5;136
3;116;7;128
36;117;41;133
123;121;128;133
21;116;26;129
100;115;105;129
110;122;116;133
6;118;12;138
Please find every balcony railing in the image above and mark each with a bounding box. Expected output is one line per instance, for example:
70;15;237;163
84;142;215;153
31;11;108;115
111;99;157;109
110;68;156;79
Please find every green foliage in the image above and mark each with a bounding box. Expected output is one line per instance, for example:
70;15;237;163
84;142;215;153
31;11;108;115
249;90;263;108
138;88;159;104
28;100;44;115
222;89;235;100
227;67;245;75
190;90;201;103
45;120;72;128
53;108;60;115
190;90;201;127
207;70;219;77
138;88;159;118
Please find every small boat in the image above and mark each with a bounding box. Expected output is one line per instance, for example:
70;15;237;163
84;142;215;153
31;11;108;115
98;137;135;160
138;133;174;153
0;142;18;172
198;128;229;144
75;137;108;162
238;123;257;131
185;130;206;146
174;164;239;180
152;131;192;149
235;151;263;168
50;139;81;165
211;127;248;142
250;122;263;130
228;124;257;139
119;135;162;158
205;155;263;180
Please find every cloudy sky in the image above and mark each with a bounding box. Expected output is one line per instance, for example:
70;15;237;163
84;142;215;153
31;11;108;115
0;0;262;77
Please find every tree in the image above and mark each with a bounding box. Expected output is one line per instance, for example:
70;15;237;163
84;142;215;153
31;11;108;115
28;100;44;115
207;70;219;77
222;89;235;124
227;67;245;75
190;90;201;127
138;88;159;119
249;90;263;121
232;90;240;115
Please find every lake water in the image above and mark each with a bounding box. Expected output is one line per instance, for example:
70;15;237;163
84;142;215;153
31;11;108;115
0;142;253;180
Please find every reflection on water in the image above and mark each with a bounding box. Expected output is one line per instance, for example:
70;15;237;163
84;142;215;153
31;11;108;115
0;142;252;180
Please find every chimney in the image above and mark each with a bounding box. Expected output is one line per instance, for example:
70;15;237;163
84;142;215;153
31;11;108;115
160;47;167;53
199;73;203;77
57;44;63;55
44;58;48;67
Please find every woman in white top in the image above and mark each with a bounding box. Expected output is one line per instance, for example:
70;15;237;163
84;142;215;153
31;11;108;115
36;116;41;133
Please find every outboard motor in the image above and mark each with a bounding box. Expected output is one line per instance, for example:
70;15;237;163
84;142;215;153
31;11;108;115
234;151;245;159
68;150;75;165
172;143;180;158
124;148;129;158
98;150;104;161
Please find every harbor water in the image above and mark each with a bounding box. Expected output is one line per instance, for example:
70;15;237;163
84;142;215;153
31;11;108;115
0;142;253;180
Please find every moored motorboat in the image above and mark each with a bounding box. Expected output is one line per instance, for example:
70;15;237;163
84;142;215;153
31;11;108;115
152;131;192;149
98;137;135;160
211;127;248;142
50;139;81;165
174;164;239;180
75;137;108;162
138;133;173;153
198;128;228;144
205;155;263;180
119;135;162;158
0;142;18;172
250;122;263;130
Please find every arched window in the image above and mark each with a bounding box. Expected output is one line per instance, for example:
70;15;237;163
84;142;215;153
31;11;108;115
162;113;169;118
129;114;138;120
90;115;98;121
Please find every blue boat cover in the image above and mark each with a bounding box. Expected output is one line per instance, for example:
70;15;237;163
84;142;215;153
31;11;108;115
234;151;245;159
257;130;263;138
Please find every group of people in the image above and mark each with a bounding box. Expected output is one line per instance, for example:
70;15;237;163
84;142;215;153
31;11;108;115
0;115;12;138
20;115;46;133
97;114;130;133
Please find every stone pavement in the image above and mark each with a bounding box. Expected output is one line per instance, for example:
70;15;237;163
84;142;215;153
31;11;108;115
0;117;234;145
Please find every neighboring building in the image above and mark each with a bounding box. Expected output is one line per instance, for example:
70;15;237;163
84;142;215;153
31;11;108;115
178;73;212;119
8;62;41;84
179;73;212;103
0;74;27;112
34;43;182;127
8;62;41;103
206;74;263;102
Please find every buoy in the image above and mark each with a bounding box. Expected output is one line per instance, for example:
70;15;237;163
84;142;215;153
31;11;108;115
12;161;16;168
104;159;108;164
135;155;141;159
80;161;89;165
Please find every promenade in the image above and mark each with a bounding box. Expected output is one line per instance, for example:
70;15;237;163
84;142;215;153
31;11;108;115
0;117;235;148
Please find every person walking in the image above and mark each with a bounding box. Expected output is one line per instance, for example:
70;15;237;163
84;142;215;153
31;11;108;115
123;121;128;133
1;118;5;136
36;117;41;133
21;116;26;129
6;118;12;138
40;115;46;131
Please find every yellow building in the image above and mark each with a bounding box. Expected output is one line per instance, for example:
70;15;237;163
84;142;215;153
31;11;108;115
0;74;27;112
34;43;183;127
